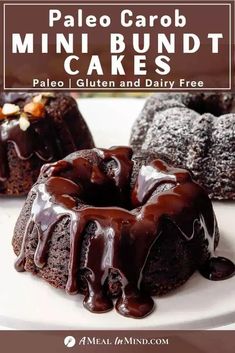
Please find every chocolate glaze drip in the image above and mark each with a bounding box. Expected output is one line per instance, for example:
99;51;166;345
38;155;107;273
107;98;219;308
0;118;57;181
0;94;58;181
0;93;94;184
15;147;235;318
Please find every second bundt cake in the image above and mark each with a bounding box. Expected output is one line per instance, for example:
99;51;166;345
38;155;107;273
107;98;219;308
0;92;94;196
130;93;235;200
12;147;235;318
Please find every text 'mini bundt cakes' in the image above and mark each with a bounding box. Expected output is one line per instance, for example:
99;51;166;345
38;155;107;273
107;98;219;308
12;147;235;318
130;93;235;200
0;92;94;196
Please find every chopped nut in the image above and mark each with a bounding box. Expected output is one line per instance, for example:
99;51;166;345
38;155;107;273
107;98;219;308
43;92;55;98
2;103;20;116
33;92;55;103
24;102;46;118
32;94;43;103
0;107;5;119
19;114;30;131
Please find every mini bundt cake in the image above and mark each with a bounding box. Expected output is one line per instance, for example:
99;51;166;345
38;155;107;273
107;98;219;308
12;147;234;318
0;92;94;195
130;93;235;200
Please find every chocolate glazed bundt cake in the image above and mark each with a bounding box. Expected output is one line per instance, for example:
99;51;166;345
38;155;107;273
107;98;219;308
130;93;235;200
12;147;235;318
0;92;94;195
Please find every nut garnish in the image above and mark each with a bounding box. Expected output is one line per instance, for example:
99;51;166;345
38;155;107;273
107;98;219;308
42;92;55;98
24;102;46;118
33;94;43;103
2;103;20;116
0;107;5;120
33;92;55;104
19;114;30;131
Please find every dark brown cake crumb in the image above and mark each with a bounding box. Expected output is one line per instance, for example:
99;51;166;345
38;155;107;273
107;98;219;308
130;93;235;200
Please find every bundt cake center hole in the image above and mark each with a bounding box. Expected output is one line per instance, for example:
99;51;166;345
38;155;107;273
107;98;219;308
48;173;131;209
81;185;129;208
50;158;133;209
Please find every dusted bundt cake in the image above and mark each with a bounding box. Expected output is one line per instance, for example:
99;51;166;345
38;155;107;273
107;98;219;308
130;93;235;200
0;92;94;195
12;147;235;318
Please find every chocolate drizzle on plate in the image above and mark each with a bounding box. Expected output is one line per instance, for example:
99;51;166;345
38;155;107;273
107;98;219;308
15;147;235;318
200;257;235;281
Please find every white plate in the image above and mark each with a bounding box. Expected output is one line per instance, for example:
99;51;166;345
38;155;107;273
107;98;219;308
0;98;234;330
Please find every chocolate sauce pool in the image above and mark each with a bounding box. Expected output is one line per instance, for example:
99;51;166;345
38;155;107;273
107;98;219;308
200;257;235;281
15;147;235;318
